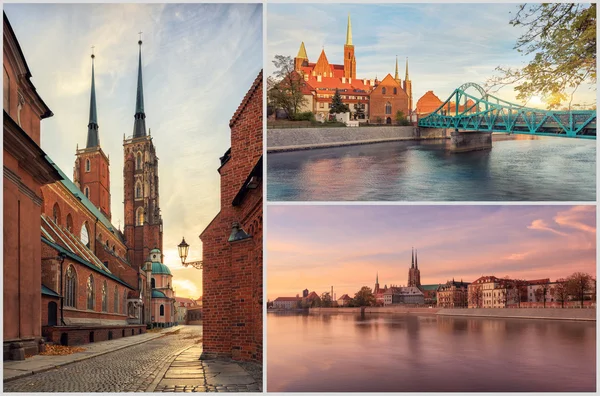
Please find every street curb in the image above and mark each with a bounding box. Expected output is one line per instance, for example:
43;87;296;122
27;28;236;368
3;326;182;383
145;345;194;392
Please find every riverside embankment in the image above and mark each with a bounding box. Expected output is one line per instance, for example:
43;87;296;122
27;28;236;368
267;126;447;152
308;306;596;321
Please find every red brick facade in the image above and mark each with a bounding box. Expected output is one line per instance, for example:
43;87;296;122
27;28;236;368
200;70;263;362
369;74;409;124
416;90;443;116
74;147;111;220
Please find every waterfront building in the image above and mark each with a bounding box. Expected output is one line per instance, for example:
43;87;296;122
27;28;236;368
468;276;520;308
292;15;412;122
437;280;470;308
337;294;352;307
383;286;425;305
273;297;302;309
3;13;174;359
200;71;263;362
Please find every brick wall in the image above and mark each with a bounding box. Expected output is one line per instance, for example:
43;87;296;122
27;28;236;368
369;76;409;123
200;71;263;362
43;325;146;346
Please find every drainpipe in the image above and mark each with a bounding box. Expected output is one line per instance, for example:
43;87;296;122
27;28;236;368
58;253;67;325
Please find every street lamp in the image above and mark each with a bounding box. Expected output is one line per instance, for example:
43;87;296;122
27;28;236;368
177;237;203;269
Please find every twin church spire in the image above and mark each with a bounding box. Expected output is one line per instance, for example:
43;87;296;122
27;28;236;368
85;36;148;149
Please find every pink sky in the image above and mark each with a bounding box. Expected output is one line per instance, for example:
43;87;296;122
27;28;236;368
266;205;596;301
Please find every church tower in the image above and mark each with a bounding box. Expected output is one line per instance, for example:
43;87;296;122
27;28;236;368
408;247;421;287
394;56;401;86
403;58;413;115
74;50;112;220
294;42;308;72
343;14;356;79
123;37;163;270
374;272;380;295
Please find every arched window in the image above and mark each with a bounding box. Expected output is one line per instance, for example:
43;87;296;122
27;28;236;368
151;278;156;289
114;286;119;313
66;214;73;232
65;265;76;307
85;159;91;172
106;239;109;247
385;102;392;115
136;152;142;170
87;275;95;310
382;87;386;95
160;304;164;316
101;281;107;312
80;222;90;248
136;207;144;226
135;182;142;199
393;87;397;95
84;187;90;198
52;203;61;225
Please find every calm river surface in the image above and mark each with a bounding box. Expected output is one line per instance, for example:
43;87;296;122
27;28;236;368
267;313;596;392
267;137;596;201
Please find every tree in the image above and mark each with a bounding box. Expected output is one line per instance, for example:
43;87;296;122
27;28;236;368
395;110;411;126
534;280;551;308
566;272;593;308
329;88;350;114
268;55;307;119
487;4;596;109
353;286;376;307
551;279;570;308
513;279;529;308
468;284;483;308
320;292;333;308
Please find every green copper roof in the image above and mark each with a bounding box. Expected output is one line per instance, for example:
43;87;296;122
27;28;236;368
150;248;161;253
151;261;171;275
42;284;60;297
133;40;147;138
152;289;167;298
420;284;440;291
86;54;99;148
44;155;123;243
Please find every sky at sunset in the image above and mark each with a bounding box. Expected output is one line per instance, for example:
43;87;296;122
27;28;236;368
266;205;596;301
267;3;596;108
4;4;262;298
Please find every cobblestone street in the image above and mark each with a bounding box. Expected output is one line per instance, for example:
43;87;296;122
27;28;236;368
3;326;262;393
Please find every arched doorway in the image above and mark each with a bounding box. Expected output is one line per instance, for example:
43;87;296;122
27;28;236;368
48;301;58;326
386;117;392;124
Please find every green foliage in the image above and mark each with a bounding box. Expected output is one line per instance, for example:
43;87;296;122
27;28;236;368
320;292;333;308
375;116;383;124
292;111;315;121
268;55;308;119
395;110;412;126
329;88;350;114
487;4;596;109
353;286;376;307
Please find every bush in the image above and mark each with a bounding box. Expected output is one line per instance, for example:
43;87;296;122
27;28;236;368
292;111;315;121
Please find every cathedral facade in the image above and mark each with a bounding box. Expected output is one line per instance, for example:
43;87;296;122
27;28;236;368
3;13;175;359
293;14;413;123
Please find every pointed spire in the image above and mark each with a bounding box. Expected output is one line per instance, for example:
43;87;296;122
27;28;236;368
297;42;308;59
405;57;409;81
86;48;99;148
376;272;379;284
411;247;414;268
346;13;353;46
133;34;147;138
415;249;418;269
394;55;399;81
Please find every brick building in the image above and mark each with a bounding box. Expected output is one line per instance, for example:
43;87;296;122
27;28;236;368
3;13;174;359
292;14;412;123
416;91;443;117
200;70;263;362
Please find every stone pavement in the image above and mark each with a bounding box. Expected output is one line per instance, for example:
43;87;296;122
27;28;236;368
3;325;183;383
152;345;262;393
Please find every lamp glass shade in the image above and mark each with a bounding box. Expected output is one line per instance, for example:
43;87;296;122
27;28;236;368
178;237;190;263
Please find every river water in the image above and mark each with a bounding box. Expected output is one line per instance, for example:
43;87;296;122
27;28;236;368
267;137;596;201
267;312;596;392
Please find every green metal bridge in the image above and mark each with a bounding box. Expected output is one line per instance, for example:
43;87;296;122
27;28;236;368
418;83;596;139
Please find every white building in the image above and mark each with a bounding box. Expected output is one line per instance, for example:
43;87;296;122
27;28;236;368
383;286;424;305
273;297;302;309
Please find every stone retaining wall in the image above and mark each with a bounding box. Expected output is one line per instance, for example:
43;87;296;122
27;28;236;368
437;308;596;321
268;126;429;152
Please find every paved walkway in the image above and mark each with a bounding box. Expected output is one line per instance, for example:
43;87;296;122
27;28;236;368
4;326;182;382
152;346;262;392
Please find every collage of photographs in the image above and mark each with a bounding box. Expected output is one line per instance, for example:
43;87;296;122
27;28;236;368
1;1;596;394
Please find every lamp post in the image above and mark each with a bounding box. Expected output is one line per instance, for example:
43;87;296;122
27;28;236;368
177;237;203;269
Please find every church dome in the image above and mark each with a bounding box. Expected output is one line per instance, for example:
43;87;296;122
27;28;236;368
152;289;167;298
151;261;171;275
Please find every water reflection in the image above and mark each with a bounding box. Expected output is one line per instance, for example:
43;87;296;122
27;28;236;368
267;313;596;392
267;138;596;201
